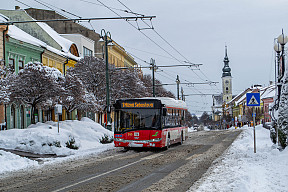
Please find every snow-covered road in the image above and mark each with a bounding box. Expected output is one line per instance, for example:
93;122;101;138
0;122;287;191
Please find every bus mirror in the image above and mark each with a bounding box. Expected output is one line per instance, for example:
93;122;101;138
163;108;167;116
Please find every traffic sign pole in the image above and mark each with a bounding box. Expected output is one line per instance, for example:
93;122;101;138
253;107;256;153
246;92;260;154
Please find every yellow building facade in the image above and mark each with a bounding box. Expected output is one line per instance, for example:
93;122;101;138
108;41;137;68
41;45;79;121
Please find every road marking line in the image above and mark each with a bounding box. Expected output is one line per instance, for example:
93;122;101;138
52;158;144;192
52;153;162;192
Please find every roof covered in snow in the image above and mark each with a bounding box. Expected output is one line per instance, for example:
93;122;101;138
36;22;75;54
261;84;275;99
0;10;81;61
143;97;188;109
8;25;47;48
0;13;8;22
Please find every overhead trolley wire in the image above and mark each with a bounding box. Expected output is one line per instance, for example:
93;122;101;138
78;0;190;64
115;0;220;95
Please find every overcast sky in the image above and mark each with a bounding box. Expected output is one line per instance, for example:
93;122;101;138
2;0;288;115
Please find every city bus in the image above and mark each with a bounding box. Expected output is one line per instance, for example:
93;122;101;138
113;97;188;149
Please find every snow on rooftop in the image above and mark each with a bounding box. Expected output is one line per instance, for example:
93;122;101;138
261;85;276;99
36;22;74;53
8;25;47;48
0;13;9;22
46;45;80;61
235;92;248;106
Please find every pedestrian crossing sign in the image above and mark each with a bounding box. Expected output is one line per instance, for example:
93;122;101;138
246;93;260;106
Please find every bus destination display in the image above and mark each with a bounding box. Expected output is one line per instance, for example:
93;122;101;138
121;102;154;108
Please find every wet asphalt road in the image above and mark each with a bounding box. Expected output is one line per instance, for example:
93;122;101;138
0;129;242;192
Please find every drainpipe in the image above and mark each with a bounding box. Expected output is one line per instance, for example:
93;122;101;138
40;47;45;64
3;25;8;130
63;58;69;76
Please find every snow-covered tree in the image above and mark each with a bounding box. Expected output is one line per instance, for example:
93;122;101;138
61;69;100;119
61;70;85;119
72;57;147;112
0;64;15;104
141;74;175;98
9;62;64;124
72;56;176;112
277;75;288;148
77;91;100;114
71;57;106;111
109;68;146;102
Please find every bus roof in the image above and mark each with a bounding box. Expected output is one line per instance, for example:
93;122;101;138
136;97;187;110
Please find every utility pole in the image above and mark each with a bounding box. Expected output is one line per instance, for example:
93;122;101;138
150;58;156;97
176;75;180;100
101;29;112;131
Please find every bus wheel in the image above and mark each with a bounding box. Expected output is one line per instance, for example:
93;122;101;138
180;133;183;145
123;147;130;151
166;137;171;149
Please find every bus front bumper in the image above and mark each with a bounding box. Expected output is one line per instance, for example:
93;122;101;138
114;138;163;148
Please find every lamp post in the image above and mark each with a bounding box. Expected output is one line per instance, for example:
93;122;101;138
273;42;281;146
274;29;288;146
277;30;288;79
274;42;282;107
101;29;112;131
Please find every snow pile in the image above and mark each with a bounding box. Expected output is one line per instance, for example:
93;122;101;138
189;125;288;192
0;150;38;173
188;127;197;132
0;117;113;156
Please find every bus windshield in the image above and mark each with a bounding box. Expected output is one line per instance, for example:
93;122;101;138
114;108;161;132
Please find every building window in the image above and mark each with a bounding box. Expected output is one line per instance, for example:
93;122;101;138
83;46;93;57
19;60;24;70
8;58;15;71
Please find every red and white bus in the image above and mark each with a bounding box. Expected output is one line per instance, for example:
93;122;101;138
113;97;188;149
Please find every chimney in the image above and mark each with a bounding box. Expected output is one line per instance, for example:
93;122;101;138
269;81;273;85
15;6;20;10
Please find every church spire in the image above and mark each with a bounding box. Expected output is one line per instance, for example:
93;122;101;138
222;45;231;77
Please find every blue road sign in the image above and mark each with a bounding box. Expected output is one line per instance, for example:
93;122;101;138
246;93;260;106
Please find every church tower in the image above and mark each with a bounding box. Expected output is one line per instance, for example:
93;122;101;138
222;46;232;103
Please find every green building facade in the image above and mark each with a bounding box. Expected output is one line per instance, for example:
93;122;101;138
5;36;44;129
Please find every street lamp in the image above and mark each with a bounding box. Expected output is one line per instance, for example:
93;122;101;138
273;42;282;146
101;29;112;131
273;30;288;146
277;30;288;78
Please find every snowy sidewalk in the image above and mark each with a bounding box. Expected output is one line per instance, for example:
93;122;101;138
188;125;288;192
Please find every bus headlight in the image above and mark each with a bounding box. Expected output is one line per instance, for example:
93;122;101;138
150;138;162;142
114;138;124;142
